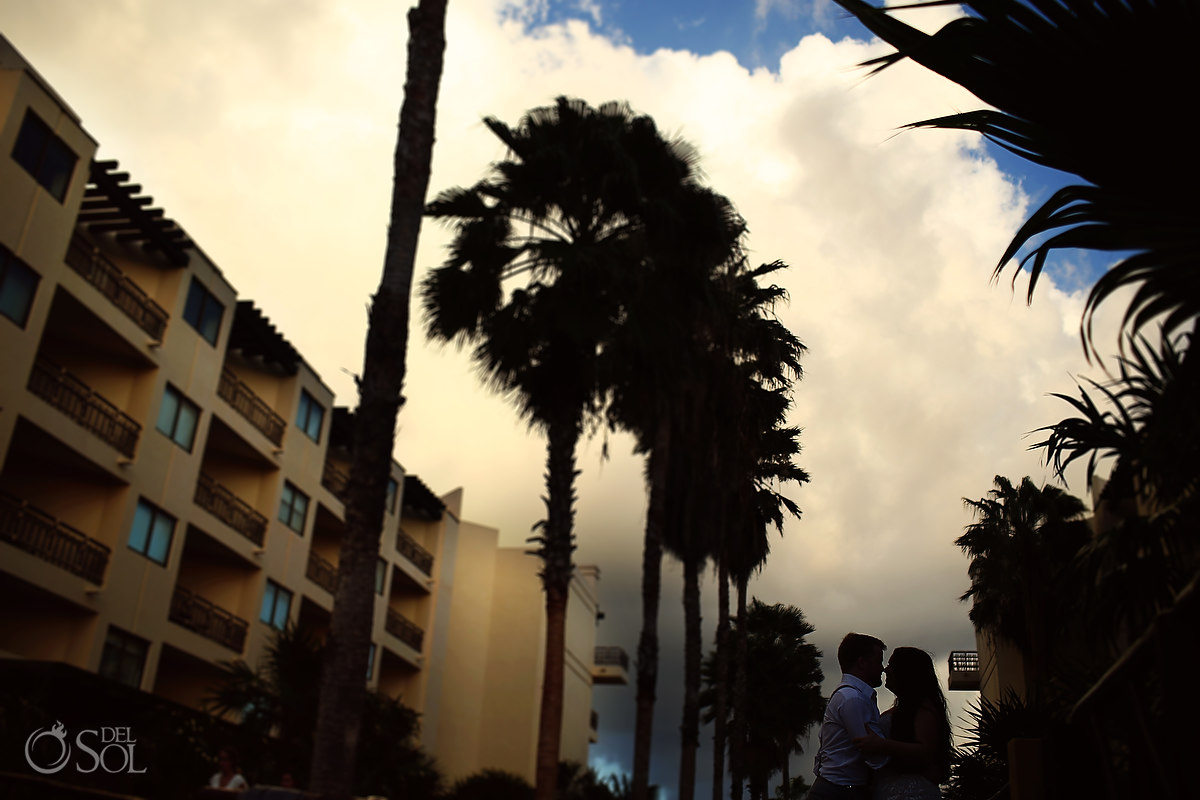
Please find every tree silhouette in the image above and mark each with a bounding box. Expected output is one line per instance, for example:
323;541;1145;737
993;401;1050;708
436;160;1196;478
422;97;709;800
309;1;447;796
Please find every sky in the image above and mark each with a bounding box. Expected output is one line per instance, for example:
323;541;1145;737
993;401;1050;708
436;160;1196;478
1;1;1120;797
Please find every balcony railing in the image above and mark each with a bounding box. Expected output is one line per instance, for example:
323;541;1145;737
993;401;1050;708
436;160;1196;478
194;473;267;546
385;608;424;651
948;650;981;690
28;358;141;457
321;461;349;501
306;550;338;595
168;586;248;652
396;529;434;576
0;491;110;584
217;368;286;446
65;235;168;340
595;646;630;670
593;646;631;685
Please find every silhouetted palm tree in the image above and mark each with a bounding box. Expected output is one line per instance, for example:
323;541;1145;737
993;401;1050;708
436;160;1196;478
956;475;1091;691
832;0;1200;355
422;97;707;800
602;184;747;800
310;3;446;796
702;600;824;800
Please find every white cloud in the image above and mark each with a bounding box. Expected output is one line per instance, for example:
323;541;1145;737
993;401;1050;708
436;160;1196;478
1;0;1116;793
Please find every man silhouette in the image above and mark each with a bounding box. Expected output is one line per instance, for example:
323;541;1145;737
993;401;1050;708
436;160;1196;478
810;633;888;799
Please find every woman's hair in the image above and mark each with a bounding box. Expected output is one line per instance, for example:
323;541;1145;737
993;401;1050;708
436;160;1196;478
887;647;952;781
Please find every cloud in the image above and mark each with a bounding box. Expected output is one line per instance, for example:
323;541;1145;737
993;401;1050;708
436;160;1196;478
0;0;1117;795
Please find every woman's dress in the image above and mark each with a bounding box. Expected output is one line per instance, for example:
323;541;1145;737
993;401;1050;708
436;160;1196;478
871;712;941;800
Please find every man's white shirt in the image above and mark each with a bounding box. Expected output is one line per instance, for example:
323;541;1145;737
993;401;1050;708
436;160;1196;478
814;673;888;787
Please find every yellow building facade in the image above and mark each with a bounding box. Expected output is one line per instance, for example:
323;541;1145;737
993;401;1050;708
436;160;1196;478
0;34;625;787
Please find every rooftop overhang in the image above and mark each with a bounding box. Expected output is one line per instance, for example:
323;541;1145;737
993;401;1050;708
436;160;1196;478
76;159;192;267
229;301;301;375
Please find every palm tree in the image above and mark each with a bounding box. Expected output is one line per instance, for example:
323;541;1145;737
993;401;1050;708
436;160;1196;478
421;97;705;800
717;265;809;800
701;600;824;800
831;0;1200;355
310;2;446;796
956;476;1091;692
648;257;806;800
602;185;748;800
209;624;438;797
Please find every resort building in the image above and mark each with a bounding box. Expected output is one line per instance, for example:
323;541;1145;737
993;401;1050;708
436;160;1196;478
0;33;627;787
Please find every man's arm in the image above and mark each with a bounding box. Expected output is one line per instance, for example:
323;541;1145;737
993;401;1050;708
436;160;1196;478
838;694;889;769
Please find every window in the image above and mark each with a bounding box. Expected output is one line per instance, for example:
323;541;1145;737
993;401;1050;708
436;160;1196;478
0;244;40;328
385;478;399;515
375;558;387;595
155;384;200;451
278;481;309;534
128;499;175;566
295;390;324;442
182;278;224;345
366;642;376;680
98;627;149;689
11;109;77;202
259;580;292;630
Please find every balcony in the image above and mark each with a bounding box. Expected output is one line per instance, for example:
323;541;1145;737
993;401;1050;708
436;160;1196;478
306;550;338;595
194;473;268;546
0;491;110;584
396;529;434;576
217;368;286;446
385;608;424;651
64;235;169;340
593;646;630;685
321;461;349;501
948;650;981;690
168;586;248;652
27;358;141;458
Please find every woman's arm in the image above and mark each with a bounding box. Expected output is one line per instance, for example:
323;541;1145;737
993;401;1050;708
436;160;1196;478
853;704;939;764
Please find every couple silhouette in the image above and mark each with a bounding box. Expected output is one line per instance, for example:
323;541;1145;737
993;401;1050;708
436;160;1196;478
809;633;951;800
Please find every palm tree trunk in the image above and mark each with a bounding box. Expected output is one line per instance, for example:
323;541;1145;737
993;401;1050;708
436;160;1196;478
533;415;580;800
679;550;703;800
712;558;730;800
309;2;446;797
632;421;669;800
780;745;791;800
730;572;749;800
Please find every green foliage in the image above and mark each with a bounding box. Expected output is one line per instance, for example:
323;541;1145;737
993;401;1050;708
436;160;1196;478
444;768;534;800
556;761;620;800
956;475;1091;673
832;0;1200;356
205;624;437;797
772;775;810;800
701;599;824;798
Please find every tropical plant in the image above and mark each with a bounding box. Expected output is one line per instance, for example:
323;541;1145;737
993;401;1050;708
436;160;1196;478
207;624;437;797
601;185;747;800
422;96;708;800
1038;330;1200;640
831;0;1200;357
831;4;1200;796
557;761;620;800
444;768;534;800
206;622;325;783
701;600;824;800
956;476;1091;692
310;1;447;796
